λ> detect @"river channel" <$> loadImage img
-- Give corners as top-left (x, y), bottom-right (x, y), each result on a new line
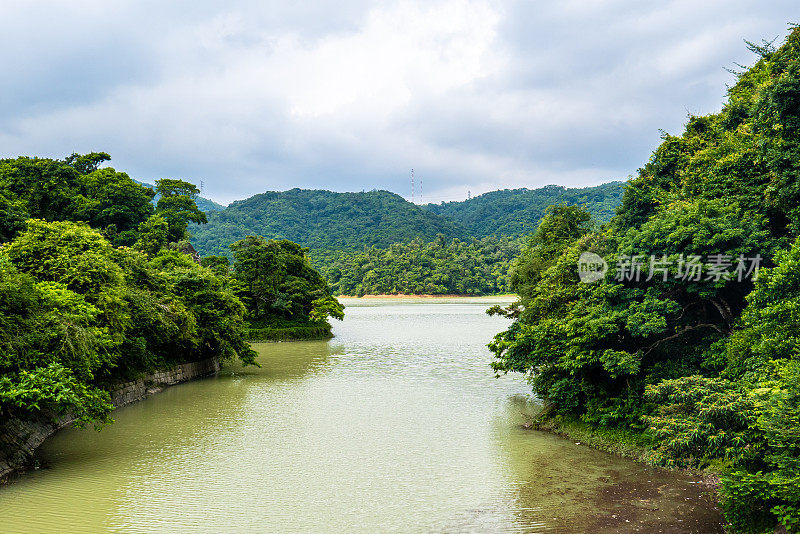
top-left (0, 297), bottom-right (724, 533)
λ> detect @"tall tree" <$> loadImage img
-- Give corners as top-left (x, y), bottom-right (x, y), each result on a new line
top-left (155, 179), bottom-right (208, 242)
top-left (230, 236), bottom-right (343, 326)
top-left (64, 152), bottom-right (111, 174)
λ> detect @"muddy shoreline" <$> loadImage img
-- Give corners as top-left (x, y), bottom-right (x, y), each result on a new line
top-left (528, 416), bottom-right (726, 532)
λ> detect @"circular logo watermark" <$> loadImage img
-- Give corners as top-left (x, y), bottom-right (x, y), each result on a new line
top-left (577, 252), bottom-right (608, 283)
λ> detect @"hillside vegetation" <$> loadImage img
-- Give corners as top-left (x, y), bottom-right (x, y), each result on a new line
top-left (191, 188), bottom-right (467, 257)
top-left (0, 153), bottom-right (340, 433)
top-left (490, 29), bottom-right (800, 532)
top-left (190, 183), bottom-right (624, 295)
top-left (315, 236), bottom-right (521, 296)
top-left (423, 181), bottom-right (624, 238)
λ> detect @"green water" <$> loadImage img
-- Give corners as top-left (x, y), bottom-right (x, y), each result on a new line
top-left (0, 297), bottom-right (723, 533)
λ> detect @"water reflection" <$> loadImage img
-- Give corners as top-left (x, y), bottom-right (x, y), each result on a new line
top-left (225, 340), bottom-right (340, 379)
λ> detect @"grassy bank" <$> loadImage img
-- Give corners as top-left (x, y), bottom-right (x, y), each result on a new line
top-left (532, 411), bottom-right (722, 490)
top-left (531, 411), bottom-right (653, 462)
top-left (246, 324), bottom-right (333, 342)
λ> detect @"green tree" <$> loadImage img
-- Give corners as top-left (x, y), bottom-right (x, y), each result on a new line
top-left (0, 154), bottom-right (154, 245)
top-left (0, 157), bottom-right (81, 222)
top-left (200, 255), bottom-right (231, 275)
top-left (64, 152), bottom-right (111, 174)
top-left (489, 27), bottom-right (800, 531)
top-left (509, 204), bottom-right (593, 299)
top-left (134, 215), bottom-right (170, 256)
top-left (0, 192), bottom-right (28, 243)
top-left (3, 219), bottom-right (128, 337)
top-left (0, 240), bottom-right (117, 426)
top-left (230, 236), bottom-right (343, 328)
top-left (315, 236), bottom-right (521, 297)
top-left (716, 238), bottom-right (800, 531)
top-left (149, 250), bottom-right (256, 365)
top-left (73, 167), bottom-right (155, 245)
top-left (155, 179), bottom-right (208, 242)
top-left (0, 153), bottom-right (264, 439)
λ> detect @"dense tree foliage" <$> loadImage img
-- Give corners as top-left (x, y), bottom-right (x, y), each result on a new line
top-left (0, 154), bottom-right (272, 432)
top-left (0, 220), bottom-right (256, 428)
top-left (230, 236), bottom-right (343, 335)
top-left (315, 236), bottom-right (521, 296)
top-left (489, 28), bottom-right (800, 532)
top-left (507, 204), bottom-right (595, 299)
top-left (154, 179), bottom-right (208, 242)
top-left (190, 184), bottom-right (622, 295)
top-left (191, 189), bottom-right (468, 258)
top-left (0, 154), bottom-right (156, 246)
top-left (423, 182), bottom-right (624, 238)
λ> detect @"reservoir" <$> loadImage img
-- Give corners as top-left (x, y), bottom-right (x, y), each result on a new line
top-left (0, 298), bottom-right (723, 533)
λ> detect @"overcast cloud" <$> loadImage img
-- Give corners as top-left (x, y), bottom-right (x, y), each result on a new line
top-left (0, 1), bottom-right (796, 203)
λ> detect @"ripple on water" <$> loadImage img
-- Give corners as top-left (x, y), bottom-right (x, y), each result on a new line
top-left (0, 298), bottom-right (723, 533)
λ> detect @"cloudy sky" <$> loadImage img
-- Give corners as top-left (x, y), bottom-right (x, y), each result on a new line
top-left (0, 1), bottom-right (796, 204)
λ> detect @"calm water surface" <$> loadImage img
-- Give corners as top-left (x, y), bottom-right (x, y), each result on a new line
top-left (0, 297), bottom-right (723, 533)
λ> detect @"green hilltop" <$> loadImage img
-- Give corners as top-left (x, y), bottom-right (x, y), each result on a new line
top-left (190, 182), bottom-right (624, 258)
top-left (423, 181), bottom-right (625, 238)
top-left (190, 188), bottom-right (468, 257)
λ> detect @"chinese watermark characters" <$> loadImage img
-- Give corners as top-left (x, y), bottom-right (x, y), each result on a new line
top-left (578, 253), bottom-right (761, 283)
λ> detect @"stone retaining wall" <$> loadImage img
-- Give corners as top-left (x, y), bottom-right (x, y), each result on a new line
top-left (0, 357), bottom-right (220, 482)
top-left (110, 358), bottom-right (220, 407)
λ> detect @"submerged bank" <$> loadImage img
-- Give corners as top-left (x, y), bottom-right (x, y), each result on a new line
top-left (0, 358), bottom-right (220, 483)
top-left (529, 411), bottom-right (725, 524)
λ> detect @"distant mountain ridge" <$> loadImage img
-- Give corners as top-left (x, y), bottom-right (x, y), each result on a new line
top-left (189, 182), bottom-right (625, 258)
top-left (191, 188), bottom-right (467, 257)
top-left (423, 181), bottom-right (625, 237)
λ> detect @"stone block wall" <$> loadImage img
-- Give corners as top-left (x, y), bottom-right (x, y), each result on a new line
top-left (0, 357), bottom-right (220, 482)
top-left (110, 358), bottom-right (220, 407)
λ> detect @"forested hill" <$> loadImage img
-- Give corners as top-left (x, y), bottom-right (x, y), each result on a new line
top-left (184, 195), bottom-right (225, 213)
top-left (191, 183), bottom-right (624, 258)
top-left (422, 181), bottom-right (625, 238)
top-left (191, 188), bottom-right (468, 257)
